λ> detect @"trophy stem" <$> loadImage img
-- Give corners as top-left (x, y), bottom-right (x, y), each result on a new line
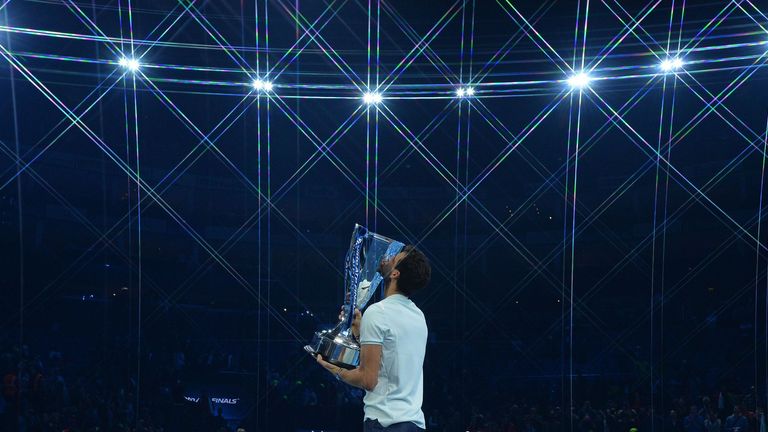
top-left (328, 314), bottom-right (344, 337)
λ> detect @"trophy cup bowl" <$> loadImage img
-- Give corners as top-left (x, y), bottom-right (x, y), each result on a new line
top-left (304, 329), bottom-right (359, 370)
top-left (304, 224), bottom-right (404, 369)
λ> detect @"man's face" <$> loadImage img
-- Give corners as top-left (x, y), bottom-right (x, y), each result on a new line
top-left (377, 251), bottom-right (406, 279)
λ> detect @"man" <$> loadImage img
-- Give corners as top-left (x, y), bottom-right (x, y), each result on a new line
top-left (724, 406), bottom-right (749, 432)
top-left (704, 411), bottom-right (721, 432)
top-left (316, 245), bottom-right (431, 431)
top-left (666, 410), bottom-right (683, 432)
top-left (684, 406), bottom-right (705, 432)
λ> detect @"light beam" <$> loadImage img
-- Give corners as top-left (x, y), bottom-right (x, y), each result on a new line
top-left (118, 57), bottom-right (140, 72)
top-left (363, 91), bottom-right (383, 105)
top-left (567, 72), bottom-right (591, 89)
top-left (660, 57), bottom-right (684, 72)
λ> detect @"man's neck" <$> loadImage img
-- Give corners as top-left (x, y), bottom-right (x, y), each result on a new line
top-left (384, 283), bottom-right (401, 298)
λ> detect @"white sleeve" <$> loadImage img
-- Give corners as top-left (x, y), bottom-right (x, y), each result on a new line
top-left (359, 306), bottom-right (386, 345)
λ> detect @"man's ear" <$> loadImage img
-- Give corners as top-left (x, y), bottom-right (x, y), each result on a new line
top-left (391, 269), bottom-right (400, 279)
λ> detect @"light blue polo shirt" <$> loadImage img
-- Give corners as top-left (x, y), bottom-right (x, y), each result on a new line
top-left (359, 293), bottom-right (427, 429)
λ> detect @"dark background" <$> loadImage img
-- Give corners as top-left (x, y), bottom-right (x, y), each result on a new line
top-left (1, 0), bottom-right (768, 431)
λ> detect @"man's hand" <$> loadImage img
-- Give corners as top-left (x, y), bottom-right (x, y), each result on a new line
top-left (316, 354), bottom-right (341, 375)
top-left (315, 345), bottom-right (381, 391)
top-left (338, 307), bottom-right (362, 339)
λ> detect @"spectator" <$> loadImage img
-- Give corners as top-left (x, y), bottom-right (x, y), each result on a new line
top-left (725, 406), bottom-right (749, 432)
top-left (685, 405), bottom-right (706, 432)
top-left (667, 409), bottom-right (684, 432)
top-left (705, 411), bottom-right (722, 432)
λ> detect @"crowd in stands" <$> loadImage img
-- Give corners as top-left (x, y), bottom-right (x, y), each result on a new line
top-left (1, 339), bottom-right (766, 432)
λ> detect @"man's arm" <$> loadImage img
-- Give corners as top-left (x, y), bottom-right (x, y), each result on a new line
top-left (316, 343), bottom-right (381, 391)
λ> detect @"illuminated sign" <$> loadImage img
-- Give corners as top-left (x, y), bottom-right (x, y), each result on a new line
top-left (184, 394), bottom-right (241, 405)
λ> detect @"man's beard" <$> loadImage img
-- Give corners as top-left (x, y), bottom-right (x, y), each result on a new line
top-left (377, 260), bottom-right (389, 277)
top-left (379, 268), bottom-right (392, 282)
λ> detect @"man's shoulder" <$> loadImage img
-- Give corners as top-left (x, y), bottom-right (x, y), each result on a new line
top-left (365, 301), bottom-right (384, 312)
top-left (363, 302), bottom-right (386, 319)
top-left (366, 298), bottom-right (425, 318)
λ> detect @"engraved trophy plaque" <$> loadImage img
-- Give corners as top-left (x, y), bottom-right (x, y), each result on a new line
top-left (304, 224), bottom-right (404, 369)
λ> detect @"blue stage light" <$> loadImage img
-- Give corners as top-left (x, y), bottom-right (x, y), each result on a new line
top-left (118, 57), bottom-right (140, 72)
top-left (363, 91), bottom-right (383, 105)
top-left (660, 57), bottom-right (684, 72)
top-left (567, 72), bottom-right (591, 89)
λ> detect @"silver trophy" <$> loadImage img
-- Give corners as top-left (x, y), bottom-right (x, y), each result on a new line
top-left (304, 224), bottom-right (405, 369)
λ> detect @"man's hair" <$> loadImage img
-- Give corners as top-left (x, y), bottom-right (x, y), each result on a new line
top-left (395, 245), bottom-right (431, 297)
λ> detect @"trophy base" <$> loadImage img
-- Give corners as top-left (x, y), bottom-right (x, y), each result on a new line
top-left (304, 329), bottom-right (359, 370)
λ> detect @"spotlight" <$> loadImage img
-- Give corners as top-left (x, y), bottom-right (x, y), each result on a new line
top-left (363, 91), bottom-right (383, 105)
top-left (567, 72), bottom-right (591, 89)
top-left (660, 57), bottom-right (684, 72)
top-left (456, 86), bottom-right (475, 98)
top-left (252, 79), bottom-right (272, 91)
top-left (119, 57), bottom-right (140, 72)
